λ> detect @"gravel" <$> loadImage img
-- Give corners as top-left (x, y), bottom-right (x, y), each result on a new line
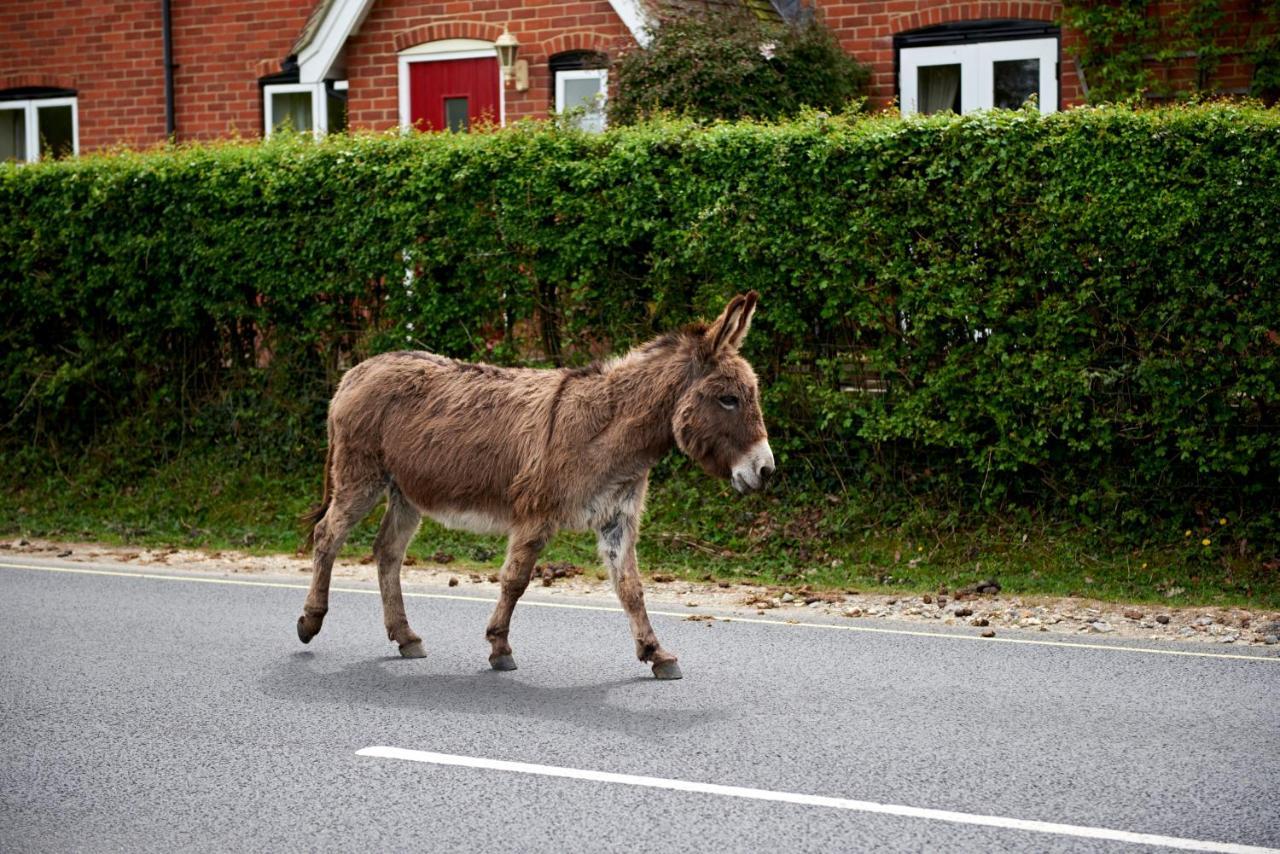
top-left (3, 537), bottom-right (1278, 651)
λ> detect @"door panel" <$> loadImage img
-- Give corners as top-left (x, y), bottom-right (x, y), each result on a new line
top-left (409, 57), bottom-right (499, 131)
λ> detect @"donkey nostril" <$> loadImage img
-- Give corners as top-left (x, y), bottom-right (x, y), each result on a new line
top-left (759, 465), bottom-right (775, 482)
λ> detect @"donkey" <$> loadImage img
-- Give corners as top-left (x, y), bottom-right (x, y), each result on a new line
top-left (296, 292), bottom-right (773, 679)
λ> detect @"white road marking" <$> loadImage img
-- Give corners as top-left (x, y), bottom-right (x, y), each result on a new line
top-left (356, 746), bottom-right (1278, 854)
top-left (1, 559), bottom-right (1276, 664)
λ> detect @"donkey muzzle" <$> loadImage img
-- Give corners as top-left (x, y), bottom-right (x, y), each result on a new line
top-left (731, 439), bottom-right (776, 494)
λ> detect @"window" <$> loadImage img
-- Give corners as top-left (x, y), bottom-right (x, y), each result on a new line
top-left (551, 52), bottom-right (609, 133)
top-left (0, 94), bottom-right (78, 163)
top-left (444, 97), bottom-right (469, 132)
top-left (555, 69), bottom-right (607, 132)
top-left (263, 80), bottom-right (348, 138)
top-left (896, 21), bottom-right (1058, 116)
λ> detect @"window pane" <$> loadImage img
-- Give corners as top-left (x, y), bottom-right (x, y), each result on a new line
top-left (563, 77), bottom-right (601, 110)
top-left (0, 108), bottom-right (25, 162)
top-left (993, 59), bottom-right (1040, 109)
top-left (327, 92), bottom-right (348, 133)
top-left (562, 76), bottom-right (605, 132)
top-left (918, 64), bottom-right (961, 115)
top-left (271, 92), bottom-right (313, 132)
top-left (444, 97), bottom-right (469, 133)
top-left (37, 105), bottom-right (74, 158)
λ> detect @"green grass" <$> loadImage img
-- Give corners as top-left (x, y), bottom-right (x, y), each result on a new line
top-left (2, 449), bottom-right (1274, 609)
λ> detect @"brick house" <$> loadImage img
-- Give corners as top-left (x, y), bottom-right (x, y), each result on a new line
top-left (0, 0), bottom-right (1271, 160)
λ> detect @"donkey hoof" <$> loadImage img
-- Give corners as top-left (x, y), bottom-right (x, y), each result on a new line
top-left (297, 615), bottom-right (322, 644)
top-left (490, 654), bottom-right (518, 671)
top-left (399, 640), bottom-right (427, 659)
top-left (652, 660), bottom-right (683, 680)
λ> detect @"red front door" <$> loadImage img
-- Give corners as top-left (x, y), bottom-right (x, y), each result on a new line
top-left (409, 58), bottom-right (500, 132)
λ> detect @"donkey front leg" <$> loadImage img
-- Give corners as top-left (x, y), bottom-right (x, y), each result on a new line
top-left (597, 515), bottom-right (681, 680)
top-left (298, 471), bottom-right (385, 645)
top-left (484, 525), bottom-right (551, 671)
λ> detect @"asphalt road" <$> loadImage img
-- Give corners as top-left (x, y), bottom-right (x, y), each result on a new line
top-left (1, 556), bottom-right (1278, 853)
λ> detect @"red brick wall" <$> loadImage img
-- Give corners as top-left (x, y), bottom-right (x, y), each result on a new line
top-left (1, 1), bottom-right (166, 150)
top-left (814, 0), bottom-right (1271, 109)
top-left (170, 0), bottom-right (315, 142)
top-left (343, 0), bottom-right (635, 130)
top-left (3, 0), bottom-right (1272, 152)
top-left (814, 0), bottom-right (1085, 109)
top-left (0, 0), bottom-right (312, 151)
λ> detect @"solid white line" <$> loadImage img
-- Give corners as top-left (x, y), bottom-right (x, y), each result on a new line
top-left (1, 560), bottom-right (1276, 664)
top-left (356, 746), bottom-right (1277, 854)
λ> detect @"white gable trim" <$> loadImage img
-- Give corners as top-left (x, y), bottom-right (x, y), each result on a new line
top-left (606, 0), bottom-right (651, 47)
top-left (297, 0), bottom-right (376, 84)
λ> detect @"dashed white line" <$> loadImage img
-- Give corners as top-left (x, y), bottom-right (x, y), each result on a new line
top-left (1, 559), bottom-right (1277, 663)
top-left (356, 746), bottom-right (1278, 854)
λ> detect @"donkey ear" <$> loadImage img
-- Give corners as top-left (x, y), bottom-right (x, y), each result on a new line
top-left (706, 291), bottom-right (759, 355)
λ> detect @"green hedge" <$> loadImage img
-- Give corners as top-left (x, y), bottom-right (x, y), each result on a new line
top-left (2, 104), bottom-right (1278, 548)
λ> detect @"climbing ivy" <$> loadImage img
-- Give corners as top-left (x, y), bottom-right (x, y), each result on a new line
top-left (1250, 0), bottom-right (1280, 100)
top-left (1061, 0), bottom-right (1274, 102)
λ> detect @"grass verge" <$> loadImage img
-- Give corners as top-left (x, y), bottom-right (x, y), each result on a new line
top-left (2, 450), bottom-right (1274, 609)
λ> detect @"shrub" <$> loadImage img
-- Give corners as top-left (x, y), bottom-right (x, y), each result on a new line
top-left (607, 13), bottom-right (869, 125)
top-left (1, 104), bottom-right (1277, 550)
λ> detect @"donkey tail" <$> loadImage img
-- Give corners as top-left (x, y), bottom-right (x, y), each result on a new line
top-left (301, 442), bottom-right (333, 553)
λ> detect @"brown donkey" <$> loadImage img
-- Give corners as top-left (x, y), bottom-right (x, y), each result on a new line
top-left (297, 292), bottom-right (774, 679)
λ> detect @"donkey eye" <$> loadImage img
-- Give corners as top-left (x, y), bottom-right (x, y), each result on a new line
top-left (717, 395), bottom-right (739, 410)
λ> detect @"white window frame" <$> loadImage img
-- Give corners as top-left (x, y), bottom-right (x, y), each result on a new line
top-left (397, 41), bottom-right (505, 131)
top-left (264, 82), bottom-right (344, 139)
top-left (0, 96), bottom-right (79, 162)
top-left (555, 68), bottom-right (608, 131)
top-left (899, 37), bottom-right (1057, 116)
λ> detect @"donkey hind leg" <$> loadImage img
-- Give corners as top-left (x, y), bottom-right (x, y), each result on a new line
top-left (297, 467), bottom-right (386, 645)
top-left (375, 484), bottom-right (425, 658)
top-left (484, 526), bottom-right (550, 671)
top-left (597, 514), bottom-right (681, 680)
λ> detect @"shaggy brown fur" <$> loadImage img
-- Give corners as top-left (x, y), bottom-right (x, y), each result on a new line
top-left (296, 292), bottom-right (773, 679)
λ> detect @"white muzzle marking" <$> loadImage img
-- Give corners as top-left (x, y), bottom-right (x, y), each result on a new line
top-left (731, 439), bottom-right (775, 494)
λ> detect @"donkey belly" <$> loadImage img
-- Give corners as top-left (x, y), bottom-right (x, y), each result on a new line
top-left (423, 508), bottom-right (512, 536)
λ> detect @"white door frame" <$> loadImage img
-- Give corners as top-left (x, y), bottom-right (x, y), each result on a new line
top-left (900, 37), bottom-right (1057, 116)
top-left (398, 46), bottom-right (504, 131)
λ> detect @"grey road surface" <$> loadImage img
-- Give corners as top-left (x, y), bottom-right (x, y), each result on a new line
top-left (1, 557), bottom-right (1278, 853)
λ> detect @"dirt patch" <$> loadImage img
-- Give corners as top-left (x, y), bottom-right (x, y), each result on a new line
top-left (3, 537), bottom-right (1278, 649)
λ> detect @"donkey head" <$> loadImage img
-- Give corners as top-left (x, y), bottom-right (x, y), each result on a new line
top-left (672, 292), bottom-right (775, 493)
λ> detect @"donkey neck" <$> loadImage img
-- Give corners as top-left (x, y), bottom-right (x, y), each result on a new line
top-left (597, 335), bottom-right (701, 465)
